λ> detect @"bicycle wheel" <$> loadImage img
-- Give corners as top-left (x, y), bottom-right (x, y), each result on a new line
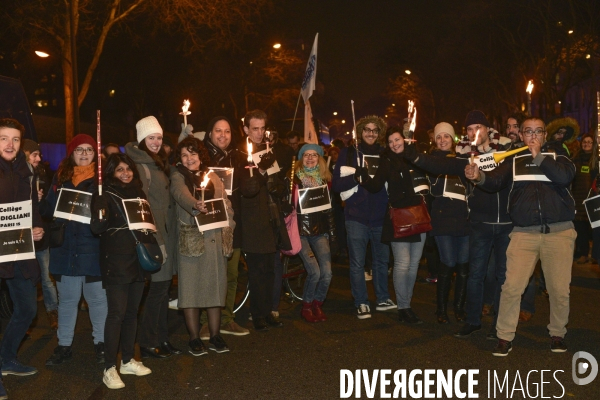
top-left (233, 255), bottom-right (250, 313)
top-left (282, 254), bottom-right (307, 302)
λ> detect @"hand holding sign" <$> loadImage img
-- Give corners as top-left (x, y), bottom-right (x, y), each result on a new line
top-left (32, 226), bottom-right (44, 241)
top-left (195, 200), bottom-right (208, 214)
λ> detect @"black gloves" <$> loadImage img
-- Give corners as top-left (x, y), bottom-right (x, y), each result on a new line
top-left (280, 202), bottom-right (294, 217)
top-left (402, 143), bottom-right (418, 162)
top-left (354, 166), bottom-right (370, 183)
top-left (257, 151), bottom-right (276, 171)
top-left (242, 174), bottom-right (262, 195)
top-left (93, 194), bottom-right (108, 212)
top-left (267, 179), bottom-right (286, 199)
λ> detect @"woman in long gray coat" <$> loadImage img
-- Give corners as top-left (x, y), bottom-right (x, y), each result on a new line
top-left (171, 137), bottom-right (234, 355)
top-left (125, 116), bottom-right (181, 358)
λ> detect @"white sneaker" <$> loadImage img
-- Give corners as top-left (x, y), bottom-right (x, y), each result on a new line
top-left (364, 271), bottom-right (373, 281)
top-left (103, 366), bottom-right (125, 389)
top-left (120, 359), bottom-right (152, 376)
top-left (168, 298), bottom-right (179, 310)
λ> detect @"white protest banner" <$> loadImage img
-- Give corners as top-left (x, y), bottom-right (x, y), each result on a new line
top-left (443, 175), bottom-right (466, 201)
top-left (0, 200), bottom-right (35, 263)
top-left (584, 194), bottom-right (600, 228)
top-left (211, 167), bottom-right (234, 196)
top-left (513, 153), bottom-right (556, 182)
top-left (474, 152), bottom-right (503, 172)
top-left (54, 188), bottom-right (93, 224)
top-left (362, 155), bottom-right (380, 178)
top-left (195, 198), bottom-right (229, 232)
top-left (301, 33), bottom-right (318, 103)
top-left (122, 199), bottom-right (157, 232)
top-left (299, 184), bottom-right (331, 214)
top-left (252, 149), bottom-right (280, 175)
top-left (410, 169), bottom-right (429, 193)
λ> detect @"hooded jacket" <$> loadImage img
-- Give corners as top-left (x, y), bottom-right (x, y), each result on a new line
top-left (0, 151), bottom-right (42, 282)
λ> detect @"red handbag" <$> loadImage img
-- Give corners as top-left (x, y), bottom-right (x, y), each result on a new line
top-left (389, 200), bottom-right (432, 238)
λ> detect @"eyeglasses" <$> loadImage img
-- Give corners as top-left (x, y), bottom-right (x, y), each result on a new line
top-left (303, 153), bottom-right (319, 159)
top-left (74, 147), bottom-right (95, 155)
top-left (522, 128), bottom-right (546, 137)
top-left (363, 128), bottom-right (380, 135)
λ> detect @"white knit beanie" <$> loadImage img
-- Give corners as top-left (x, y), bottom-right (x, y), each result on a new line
top-left (136, 116), bottom-right (163, 143)
top-left (434, 122), bottom-right (456, 141)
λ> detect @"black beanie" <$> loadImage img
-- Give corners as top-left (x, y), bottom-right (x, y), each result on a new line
top-left (464, 110), bottom-right (490, 128)
top-left (22, 139), bottom-right (40, 154)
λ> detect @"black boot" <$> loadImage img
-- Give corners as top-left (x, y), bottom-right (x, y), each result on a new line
top-left (46, 346), bottom-right (73, 366)
top-left (94, 342), bottom-right (105, 364)
top-left (454, 262), bottom-right (469, 322)
top-left (398, 308), bottom-right (423, 324)
top-left (436, 263), bottom-right (452, 324)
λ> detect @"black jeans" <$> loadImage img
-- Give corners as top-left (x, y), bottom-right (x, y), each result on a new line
top-left (245, 252), bottom-right (275, 319)
top-left (139, 280), bottom-right (171, 347)
top-left (104, 281), bottom-right (144, 369)
top-left (573, 220), bottom-right (592, 259)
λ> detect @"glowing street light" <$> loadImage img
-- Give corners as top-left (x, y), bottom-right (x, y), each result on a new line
top-left (35, 51), bottom-right (50, 58)
top-left (405, 70), bottom-right (411, 75)
top-left (273, 43), bottom-right (281, 49)
top-left (333, 111), bottom-right (338, 115)
top-left (568, 30), bottom-right (574, 34)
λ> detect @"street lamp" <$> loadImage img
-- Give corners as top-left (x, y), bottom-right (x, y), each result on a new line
top-left (273, 43), bottom-right (281, 49)
top-left (333, 111), bottom-right (337, 115)
top-left (35, 51), bottom-right (50, 58)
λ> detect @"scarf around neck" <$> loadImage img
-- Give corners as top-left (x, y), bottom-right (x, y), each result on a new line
top-left (72, 163), bottom-right (95, 187)
top-left (296, 165), bottom-right (323, 188)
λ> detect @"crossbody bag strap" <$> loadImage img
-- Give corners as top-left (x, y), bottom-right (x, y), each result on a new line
top-left (106, 191), bottom-right (140, 244)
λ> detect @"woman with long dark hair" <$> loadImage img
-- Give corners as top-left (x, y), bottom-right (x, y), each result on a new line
top-left (91, 153), bottom-right (154, 388)
top-left (171, 137), bottom-right (234, 354)
top-left (125, 116), bottom-right (180, 358)
top-left (43, 134), bottom-right (107, 366)
top-left (355, 126), bottom-right (427, 324)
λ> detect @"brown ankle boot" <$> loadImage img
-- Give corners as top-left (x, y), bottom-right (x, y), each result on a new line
top-left (301, 302), bottom-right (319, 323)
top-left (312, 300), bottom-right (327, 322)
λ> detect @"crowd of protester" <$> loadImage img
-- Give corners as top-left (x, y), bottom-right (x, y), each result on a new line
top-left (0, 106), bottom-right (597, 396)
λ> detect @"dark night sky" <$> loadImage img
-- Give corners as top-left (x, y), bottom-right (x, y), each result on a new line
top-left (268, 1), bottom-right (427, 107)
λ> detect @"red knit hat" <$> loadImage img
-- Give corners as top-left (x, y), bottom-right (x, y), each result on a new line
top-left (67, 134), bottom-right (96, 156)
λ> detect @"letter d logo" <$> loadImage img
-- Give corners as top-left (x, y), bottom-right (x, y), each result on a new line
top-left (572, 351), bottom-right (598, 385)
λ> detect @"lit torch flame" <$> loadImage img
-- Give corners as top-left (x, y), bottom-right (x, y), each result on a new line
top-left (247, 141), bottom-right (253, 163)
top-left (200, 170), bottom-right (213, 189)
top-left (526, 80), bottom-right (534, 94)
top-left (408, 100), bottom-right (414, 115)
top-left (471, 128), bottom-right (480, 146)
top-left (182, 99), bottom-right (190, 113)
top-left (409, 108), bottom-right (417, 133)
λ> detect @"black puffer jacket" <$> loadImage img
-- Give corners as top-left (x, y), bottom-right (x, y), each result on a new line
top-left (478, 142), bottom-right (575, 230)
top-left (428, 150), bottom-right (469, 237)
top-left (0, 151), bottom-right (42, 282)
top-left (90, 182), bottom-right (153, 286)
top-left (294, 178), bottom-right (336, 241)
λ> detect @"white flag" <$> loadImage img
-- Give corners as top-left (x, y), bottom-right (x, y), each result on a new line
top-left (301, 33), bottom-right (318, 103)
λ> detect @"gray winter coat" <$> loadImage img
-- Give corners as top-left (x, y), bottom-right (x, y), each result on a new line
top-left (125, 142), bottom-right (176, 282)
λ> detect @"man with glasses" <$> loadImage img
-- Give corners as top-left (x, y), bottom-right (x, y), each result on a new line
top-left (332, 116), bottom-right (396, 319)
top-left (465, 117), bottom-right (576, 356)
top-left (0, 119), bottom-right (45, 396)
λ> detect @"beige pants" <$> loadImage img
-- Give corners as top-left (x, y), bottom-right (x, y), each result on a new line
top-left (496, 229), bottom-right (576, 342)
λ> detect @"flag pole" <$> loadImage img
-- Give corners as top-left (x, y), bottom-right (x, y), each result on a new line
top-left (290, 91), bottom-right (302, 132)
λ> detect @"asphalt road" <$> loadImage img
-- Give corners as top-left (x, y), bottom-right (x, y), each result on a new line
top-left (2, 260), bottom-right (599, 399)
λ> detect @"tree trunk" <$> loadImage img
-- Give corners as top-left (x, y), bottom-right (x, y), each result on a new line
top-left (62, 41), bottom-right (74, 144)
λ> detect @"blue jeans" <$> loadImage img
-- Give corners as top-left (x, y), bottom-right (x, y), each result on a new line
top-left (35, 248), bottom-right (58, 312)
top-left (298, 235), bottom-right (333, 303)
top-left (465, 222), bottom-right (512, 326)
top-left (56, 276), bottom-right (107, 346)
top-left (391, 233), bottom-right (426, 309)
top-left (434, 235), bottom-right (469, 267)
top-left (0, 265), bottom-right (37, 363)
top-left (345, 220), bottom-right (390, 307)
